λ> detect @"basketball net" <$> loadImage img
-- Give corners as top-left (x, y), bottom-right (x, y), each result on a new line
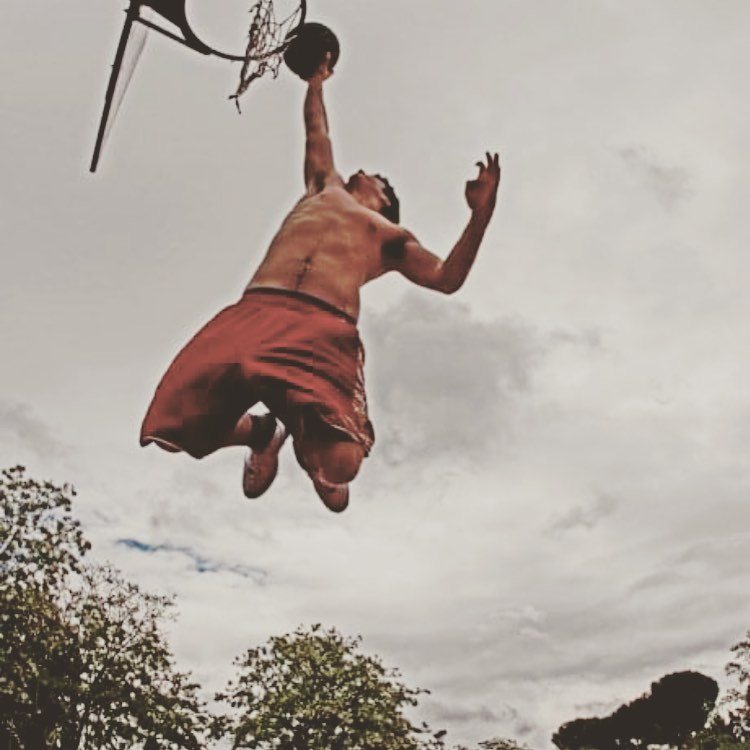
top-left (229, 0), bottom-right (304, 112)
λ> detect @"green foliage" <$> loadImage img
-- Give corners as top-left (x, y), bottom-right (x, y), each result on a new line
top-left (693, 738), bottom-right (750, 750)
top-left (687, 713), bottom-right (750, 750)
top-left (553, 629), bottom-right (750, 750)
top-left (0, 465), bottom-right (89, 593)
top-left (0, 466), bottom-right (208, 749)
top-left (726, 631), bottom-right (750, 739)
top-left (214, 624), bottom-right (446, 750)
top-left (0, 584), bottom-right (83, 748)
top-left (552, 671), bottom-right (719, 750)
top-left (1, 466), bottom-right (88, 747)
top-left (690, 631), bottom-right (750, 749)
top-left (60, 564), bottom-right (208, 749)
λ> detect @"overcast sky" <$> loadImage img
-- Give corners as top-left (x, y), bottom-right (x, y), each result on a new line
top-left (2, 0), bottom-right (750, 746)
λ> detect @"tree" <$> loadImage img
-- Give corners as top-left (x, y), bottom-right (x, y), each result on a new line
top-left (553, 716), bottom-right (615, 750)
top-left (0, 583), bottom-right (84, 748)
top-left (687, 713), bottom-right (750, 750)
top-left (214, 624), bottom-right (446, 750)
top-left (726, 631), bottom-right (750, 739)
top-left (553, 671), bottom-right (718, 750)
top-left (0, 465), bottom-right (89, 592)
top-left (682, 631), bottom-right (750, 750)
top-left (60, 564), bottom-right (208, 749)
top-left (647, 671), bottom-right (720, 746)
top-left (0, 466), bottom-right (208, 749)
top-left (1, 466), bottom-right (89, 748)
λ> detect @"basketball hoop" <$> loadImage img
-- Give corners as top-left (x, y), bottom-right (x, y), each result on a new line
top-left (229, 0), bottom-right (305, 110)
top-left (90, 0), bottom-right (318, 171)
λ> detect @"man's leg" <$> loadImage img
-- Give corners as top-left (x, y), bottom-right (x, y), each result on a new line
top-left (226, 412), bottom-right (276, 450)
top-left (294, 423), bottom-right (365, 513)
top-left (142, 409), bottom-right (274, 455)
top-left (235, 412), bottom-right (288, 499)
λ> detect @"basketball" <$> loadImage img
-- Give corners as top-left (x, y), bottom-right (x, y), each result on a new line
top-left (284, 22), bottom-right (340, 80)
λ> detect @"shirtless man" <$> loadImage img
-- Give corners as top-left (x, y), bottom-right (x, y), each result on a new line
top-left (140, 57), bottom-right (500, 512)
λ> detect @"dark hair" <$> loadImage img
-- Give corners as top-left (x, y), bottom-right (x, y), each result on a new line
top-left (375, 174), bottom-right (400, 224)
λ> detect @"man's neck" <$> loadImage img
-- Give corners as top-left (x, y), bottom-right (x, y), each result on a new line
top-left (346, 187), bottom-right (380, 214)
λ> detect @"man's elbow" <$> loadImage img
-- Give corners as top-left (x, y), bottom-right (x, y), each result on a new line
top-left (434, 273), bottom-right (463, 295)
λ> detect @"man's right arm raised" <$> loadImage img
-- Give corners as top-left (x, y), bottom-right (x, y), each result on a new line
top-left (384, 153), bottom-right (501, 294)
top-left (304, 57), bottom-right (342, 193)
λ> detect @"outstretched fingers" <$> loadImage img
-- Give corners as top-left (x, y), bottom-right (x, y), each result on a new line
top-left (474, 152), bottom-right (501, 178)
top-left (485, 151), bottom-right (500, 175)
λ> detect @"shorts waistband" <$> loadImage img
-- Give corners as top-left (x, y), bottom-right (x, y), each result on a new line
top-left (242, 286), bottom-right (357, 326)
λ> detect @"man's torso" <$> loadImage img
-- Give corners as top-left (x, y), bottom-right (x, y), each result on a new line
top-left (247, 186), bottom-right (406, 320)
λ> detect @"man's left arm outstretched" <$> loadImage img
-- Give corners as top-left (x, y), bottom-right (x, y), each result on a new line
top-left (388, 152), bottom-right (501, 294)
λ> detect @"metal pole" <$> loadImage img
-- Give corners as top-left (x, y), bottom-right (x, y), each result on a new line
top-left (90, 1), bottom-right (141, 172)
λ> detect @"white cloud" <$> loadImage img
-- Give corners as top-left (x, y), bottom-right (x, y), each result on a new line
top-left (546, 493), bottom-right (620, 534)
top-left (617, 145), bottom-right (692, 210)
top-left (362, 290), bottom-right (542, 469)
top-left (0, 400), bottom-right (69, 460)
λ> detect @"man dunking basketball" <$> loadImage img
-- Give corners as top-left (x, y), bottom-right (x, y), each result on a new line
top-left (140, 55), bottom-right (500, 512)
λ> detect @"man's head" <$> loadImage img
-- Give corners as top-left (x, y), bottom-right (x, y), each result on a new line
top-left (346, 171), bottom-right (400, 224)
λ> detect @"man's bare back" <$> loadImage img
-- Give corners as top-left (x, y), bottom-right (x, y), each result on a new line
top-left (248, 183), bottom-right (406, 321)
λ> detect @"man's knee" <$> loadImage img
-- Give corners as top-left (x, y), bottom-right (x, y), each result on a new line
top-left (319, 441), bottom-right (364, 484)
top-left (302, 440), bottom-right (364, 485)
top-left (312, 473), bottom-right (350, 513)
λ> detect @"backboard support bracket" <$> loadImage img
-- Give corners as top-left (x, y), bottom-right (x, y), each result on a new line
top-left (90, 0), bottom-right (307, 172)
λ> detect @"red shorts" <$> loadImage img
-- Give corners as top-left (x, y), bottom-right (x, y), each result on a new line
top-left (140, 288), bottom-right (375, 459)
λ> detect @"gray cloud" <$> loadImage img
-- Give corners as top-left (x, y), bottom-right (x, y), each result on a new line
top-left (546, 329), bottom-right (603, 351)
top-left (428, 701), bottom-right (538, 743)
top-left (629, 569), bottom-right (688, 593)
top-left (0, 400), bottom-right (68, 458)
top-left (362, 291), bottom-right (542, 468)
top-left (673, 534), bottom-right (750, 569)
top-left (546, 494), bottom-right (620, 534)
top-left (171, 466), bottom-right (225, 501)
top-left (617, 145), bottom-right (692, 210)
top-left (627, 534), bottom-right (750, 596)
top-left (144, 466), bottom-right (229, 532)
top-left (432, 702), bottom-right (503, 724)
